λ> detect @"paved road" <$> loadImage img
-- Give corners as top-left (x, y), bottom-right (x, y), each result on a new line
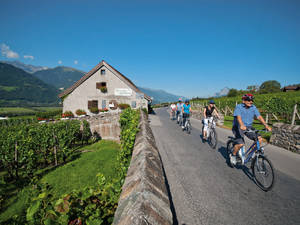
top-left (149, 108), bottom-right (300, 225)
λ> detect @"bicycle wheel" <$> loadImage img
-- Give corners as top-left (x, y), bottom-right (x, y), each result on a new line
top-left (208, 128), bottom-right (218, 149)
top-left (251, 155), bottom-right (275, 191)
top-left (186, 122), bottom-right (191, 134)
top-left (226, 140), bottom-right (235, 167)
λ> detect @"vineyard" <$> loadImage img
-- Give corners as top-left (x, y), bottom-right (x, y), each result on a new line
top-left (0, 108), bottom-right (140, 224)
top-left (191, 91), bottom-right (300, 124)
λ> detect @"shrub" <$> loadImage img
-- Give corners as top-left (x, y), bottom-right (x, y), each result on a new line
top-left (75, 109), bottom-right (86, 116)
top-left (118, 103), bottom-right (130, 110)
top-left (89, 107), bottom-right (99, 114)
top-left (62, 111), bottom-right (74, 118)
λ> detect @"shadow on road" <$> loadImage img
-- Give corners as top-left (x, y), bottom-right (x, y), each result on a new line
top-left (218, 146), bottom-right (257, 186)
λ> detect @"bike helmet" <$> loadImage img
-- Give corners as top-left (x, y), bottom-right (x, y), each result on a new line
top-left (242, 93), bottom-right (254, 101)
top-left (179, 98), bottom-right (182, 102)
top-left (209, 100), bottom-right (215, 104)
top-left (185, 99), bottom-right (190, 103)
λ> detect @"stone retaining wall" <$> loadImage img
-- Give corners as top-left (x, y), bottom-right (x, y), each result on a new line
top-left (270, 123), bottom-right (300, 154)
top-left (76, 111), bottom-right (121, 141)
top-left (191, 109), bottom-right (224, 126)
top-left (113, 111), bottom-right (173, 225)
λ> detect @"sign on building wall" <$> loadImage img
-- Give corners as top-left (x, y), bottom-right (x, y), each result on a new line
top-left (114, 88), bottom-right (132, 96)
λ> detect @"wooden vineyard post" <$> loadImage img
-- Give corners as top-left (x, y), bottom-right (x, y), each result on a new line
top-left (14, 141), bottom-right (18, 178)
top-left (53, 132), bottom-right (58, 166)
top-left (291, 104), bottom-right (299, 125)
top-left (266, 113), bottom-right (269, 124)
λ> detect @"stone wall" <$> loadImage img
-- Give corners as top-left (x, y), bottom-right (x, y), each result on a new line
top-left (191, 109), bottom-right (224, 126)
top-left (113, 111), bottom-right (173, 225)
top-left (270, 123), bottom-right (300, 154)
top-left (76, 111), bottom-right (121, 141)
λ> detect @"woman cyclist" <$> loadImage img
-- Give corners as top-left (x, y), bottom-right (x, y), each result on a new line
top-left (202, 100), bottom-right (220, 140)
top-left (182, 99), bottom-right (192, 130)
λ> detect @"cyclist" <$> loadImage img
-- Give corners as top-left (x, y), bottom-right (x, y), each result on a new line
top-left (230, 94), bottom-right (272, 165)
top-left (176, 98), bottom-right (184, 124)
top-left (182, 99), bottom-right (191, 130)
top-left (170, 102), bottom-right (176, 119)
top-left (202, 100), bottom-right (220, 140)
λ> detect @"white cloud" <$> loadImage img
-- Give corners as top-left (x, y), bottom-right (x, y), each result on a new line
top-left (0, 43), bottom-right (19, 59)
top-left (58, 60), bottom-right (62, 64)
top-left (24, 55), bottom-right (34, 60)
top-left (74, 60), bottom-right (78, 65)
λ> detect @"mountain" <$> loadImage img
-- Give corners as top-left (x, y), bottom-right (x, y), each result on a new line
top-left (138, 87), bottom-right (185, 104)
top-left (0, 60), bottom-right (48, 74)
top-left (33, 67), bottom-right (85, 89)
top-left (213, 87), bottom-right (230, 97)
top-left (0, 63), bottom-right (59, 106)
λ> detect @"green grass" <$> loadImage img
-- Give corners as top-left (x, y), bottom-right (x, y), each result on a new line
top-left (0, 140), bottom-right (120, 222)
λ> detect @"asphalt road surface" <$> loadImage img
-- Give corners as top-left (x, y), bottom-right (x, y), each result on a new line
top-left (149, 108), bottom-right (300, 225)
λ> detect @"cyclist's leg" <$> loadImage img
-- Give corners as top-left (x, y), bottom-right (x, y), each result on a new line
top-left (182, 113), bottom-right (187, 128)
top-left (232, 126), bottom-right (245, 156)
top-left (203, 118), bottom-right (209, 139)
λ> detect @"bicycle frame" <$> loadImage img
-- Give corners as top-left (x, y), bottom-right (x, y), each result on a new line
top-left (243, 140), bottom-right (260, 164)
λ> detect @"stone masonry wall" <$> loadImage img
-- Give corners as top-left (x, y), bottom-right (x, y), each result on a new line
top-left (113, 111), bottom-right (173, 225)
top-left (191, 108), bottom-right (224, 126)
top-left (270, 123), bottom-right (300, 154)
top-left (76, 111), bottom-right (121, 141)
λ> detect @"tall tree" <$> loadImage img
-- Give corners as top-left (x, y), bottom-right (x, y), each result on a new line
top-left (227, 88), bottom-right (239, 97)
top-left (259, 80), bottom-right (281, 94)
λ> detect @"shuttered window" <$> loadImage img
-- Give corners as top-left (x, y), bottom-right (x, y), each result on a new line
top-left (96, 82), bottom-right (107, 89)
top-left (88, 100), bottom-right (98, 109)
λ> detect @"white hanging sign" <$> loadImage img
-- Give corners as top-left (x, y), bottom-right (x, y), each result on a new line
top-left (114, 88), bottom-right (132, 96)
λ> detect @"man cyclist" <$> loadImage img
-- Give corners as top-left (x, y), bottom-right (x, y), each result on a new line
top-left (176, 98), bottom-right (184, 124)
top-left (182, 99), bottom-right (191, 130)
top-left (230, 94), bottom-right (272, 165)
top-left (202, 100), bottom-right (220, 140)
top-left (170, 102), bottom-right (176, 119)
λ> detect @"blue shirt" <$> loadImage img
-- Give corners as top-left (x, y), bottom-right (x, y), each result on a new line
top-left (233, 103), bottom-right (260, 127)
top-left (183, 104), bottom-right (191, 114)
top-left (177, 103), bottom-right (184, 111)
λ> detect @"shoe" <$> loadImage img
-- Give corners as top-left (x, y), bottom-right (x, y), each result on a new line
top-left (230, 154), bottom-right (237, 165)
top-left (182, 126), bottom-right (185, 130)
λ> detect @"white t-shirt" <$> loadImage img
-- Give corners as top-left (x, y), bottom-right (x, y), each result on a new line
top-left (170, 104), bottom-right (176, 111)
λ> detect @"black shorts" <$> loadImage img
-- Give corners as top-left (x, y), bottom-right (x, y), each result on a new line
top-left (232, 126), bottom-right (260, 145)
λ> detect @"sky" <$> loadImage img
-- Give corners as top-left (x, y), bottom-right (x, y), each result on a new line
top-left (0, 0), bottom-right (299, 98)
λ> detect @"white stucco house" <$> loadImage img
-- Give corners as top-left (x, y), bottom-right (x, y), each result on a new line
top-left (58, 60), bottom-right (151, 115)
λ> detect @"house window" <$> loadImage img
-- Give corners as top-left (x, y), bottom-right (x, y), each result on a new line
top-left (131, 101), bottom-right (136, 108)
top-left (88, 100), bottom-right (98, 109)
top-left (100, 69), bottom-right (106, 75)
top-left (96, 82), bottom-right (107, 93)
top-left (102, 100), bottom-right (106, 109)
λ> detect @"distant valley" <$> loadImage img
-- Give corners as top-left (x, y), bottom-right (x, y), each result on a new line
top-left (0, 61), bottom-right (185, 106)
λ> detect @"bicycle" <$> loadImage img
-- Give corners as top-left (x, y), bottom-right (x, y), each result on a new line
top-left (177, 111), bottom-right (183, 126)
top-left (203, 117), bottom-right (218, 149)
top-left (182, 114), bottom-right (192, 134)
top-left (171, 110), bottom-right (176, 120)
top-left (226, 129), bottom-right (275, 191)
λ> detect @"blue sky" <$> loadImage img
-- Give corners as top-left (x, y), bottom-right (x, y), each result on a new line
top-left (0, 0), bottom-right (299, 98)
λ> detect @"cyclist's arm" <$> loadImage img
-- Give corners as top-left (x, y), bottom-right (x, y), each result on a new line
top-left (236, 115), bottom-right (246, 130)
top-left (257, 115), bottom-right (272, 131)
top-left (203, 108), bottom-right (206, 118)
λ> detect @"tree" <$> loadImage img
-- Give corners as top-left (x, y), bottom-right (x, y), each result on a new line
top-left (259, 80), bottom-right (281, 94)
top-left (227, 88), bottom-right (239, 97)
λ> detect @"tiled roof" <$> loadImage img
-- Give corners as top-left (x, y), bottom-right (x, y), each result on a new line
top-left (58, 60), bottom-right (151, 101)
top-left (283, 85), bottom-right (300, 90)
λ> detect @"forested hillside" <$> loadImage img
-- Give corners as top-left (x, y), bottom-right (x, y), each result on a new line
top-left (0, 63), bottom-right (59, 107)
top-left (33, 66), bottom-right (85, 89)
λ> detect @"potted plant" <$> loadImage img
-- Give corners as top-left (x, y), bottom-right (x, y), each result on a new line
top-left (100, 86), bottom-right (107, 93)
top-left (62, 111), bottom-right (74, 118)
top-left (75, 109), bottom-right (87, 117)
